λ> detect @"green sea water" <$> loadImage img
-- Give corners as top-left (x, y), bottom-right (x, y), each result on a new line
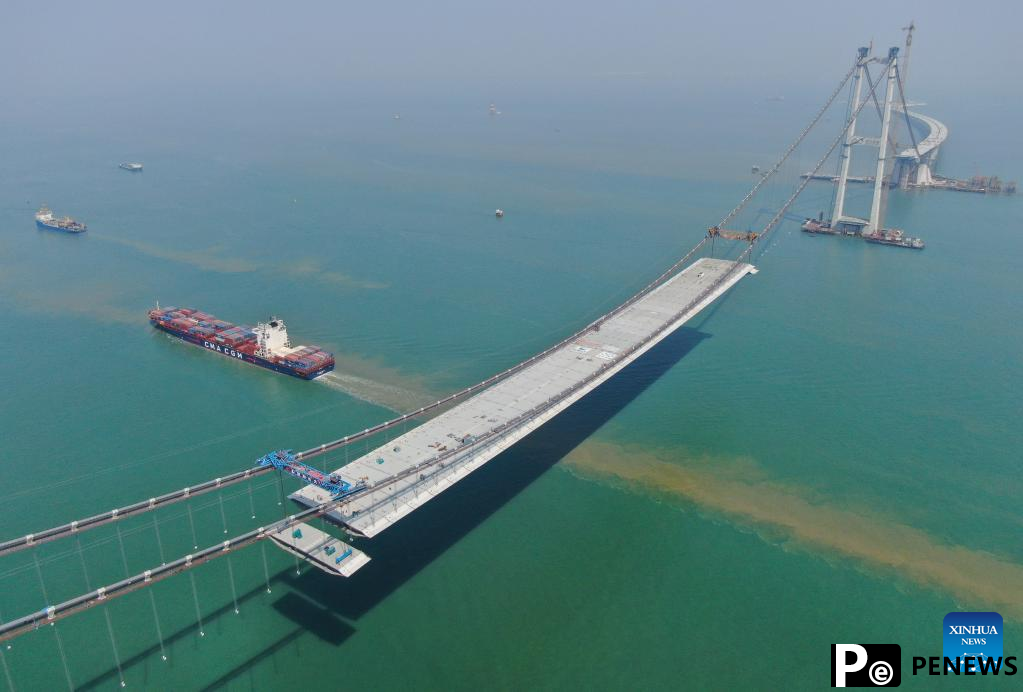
top-left (0, 87), bottom-right (1020, 690)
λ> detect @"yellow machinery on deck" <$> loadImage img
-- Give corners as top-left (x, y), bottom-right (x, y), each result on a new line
top-left (708, 226), bottom-right (759, 243)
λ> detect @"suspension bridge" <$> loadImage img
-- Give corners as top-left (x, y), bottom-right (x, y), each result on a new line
top-left (0, 44), bottom-right (907, 689)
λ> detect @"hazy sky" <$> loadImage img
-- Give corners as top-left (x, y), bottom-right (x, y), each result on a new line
top-left (3, 0), bottom-right (1019, 102)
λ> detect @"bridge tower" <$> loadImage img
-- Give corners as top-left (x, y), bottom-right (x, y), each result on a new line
top-left (866, 47), bottom-right (899, 234)
top-left (813, 46), bottom-right (900, 236)
top-left (832, 46), bottom-right (870, 224)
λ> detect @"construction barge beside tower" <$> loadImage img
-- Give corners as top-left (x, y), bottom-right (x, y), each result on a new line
top-left (802, 217), bottom-right (924, 249)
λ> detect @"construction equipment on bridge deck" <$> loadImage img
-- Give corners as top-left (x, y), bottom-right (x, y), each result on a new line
top-left (707, 226), bottom-right (759, 243)
top-left (256, 451), bottom-right (371, 574)
top-left (256, 450), bottom-right (358, 497)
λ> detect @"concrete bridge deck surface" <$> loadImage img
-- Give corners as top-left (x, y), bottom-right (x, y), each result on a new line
top-left (292, 257), bottom-right (754, 541)
top-left (897, 108), bottom-right (948, 159)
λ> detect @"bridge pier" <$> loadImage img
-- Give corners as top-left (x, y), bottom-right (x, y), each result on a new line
top-left (895, 107), bottom-right (948, 188)
top-left (895, 151), bottom-right (939, 188)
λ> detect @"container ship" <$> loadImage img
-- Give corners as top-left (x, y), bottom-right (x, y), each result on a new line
top-left (148, 306), bottom-right (335, 379)
top-left (35, 206), bottom-right (87, 233)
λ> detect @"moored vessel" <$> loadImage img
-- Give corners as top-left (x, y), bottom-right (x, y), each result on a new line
top-left (148, 306), bottom-right (335, 379)
top-left (803, 217), bottom-right (924, 249)
top-left (801, 218), bottom-right (840, 235)
top-left (35, 206), bottom-right (87, 233)
top-left (801, 217), bottom-right (860, 236)
top-left (862, 228), bottom-right (925, 249)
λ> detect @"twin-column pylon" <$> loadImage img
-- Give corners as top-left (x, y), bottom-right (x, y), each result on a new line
top-left (814, 45), bottom-right (901, 236)
top-left (833, 46), bottom-right (869, 224)
top-left (867, 47), bottom-right (899, 234)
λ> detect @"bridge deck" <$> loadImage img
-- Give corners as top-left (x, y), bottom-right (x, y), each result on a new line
top-left (292, 257), bottom-right (754, 539)
top-left (897, 108), bottom-right (948, 159)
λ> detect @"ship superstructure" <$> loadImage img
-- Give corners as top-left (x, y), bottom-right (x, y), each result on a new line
top-left (148, 306), bottom-right (334, 379)
top-left (255, 318), bottom-right (292, 359)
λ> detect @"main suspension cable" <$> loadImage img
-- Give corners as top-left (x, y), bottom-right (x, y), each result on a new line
top-left (715, 58), bottom-right (858, 231)
top-left (894, 64), bottom-right (922, 160)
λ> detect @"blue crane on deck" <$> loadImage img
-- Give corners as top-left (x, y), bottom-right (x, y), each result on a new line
top-left (255, 450), bottom-right (356, 497)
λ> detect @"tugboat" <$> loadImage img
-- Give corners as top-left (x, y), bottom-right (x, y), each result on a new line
top-left (119, 162), bottom-right (143, 171)
top-left (35, 206), bottom-right (87, 233)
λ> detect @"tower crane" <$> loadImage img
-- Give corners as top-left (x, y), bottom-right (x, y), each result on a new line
top-left (901, 21), bottom-right (915, 90)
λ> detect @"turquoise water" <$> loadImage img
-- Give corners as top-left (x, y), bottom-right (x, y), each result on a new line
top-left (0, 88), bottom-right (1020, 690)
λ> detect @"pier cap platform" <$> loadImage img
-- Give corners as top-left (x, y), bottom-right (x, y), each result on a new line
top-left (268, 522), bottom-right (370, 577)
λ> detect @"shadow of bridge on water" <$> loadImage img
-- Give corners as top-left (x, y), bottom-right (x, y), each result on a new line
top-left (81, 295), bottom-right (741, 689)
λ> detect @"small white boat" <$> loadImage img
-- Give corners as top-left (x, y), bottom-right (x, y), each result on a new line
top-left (495, 209), bottom-right (504, 218)
top-left (119, 162), bottom-right (143, 171)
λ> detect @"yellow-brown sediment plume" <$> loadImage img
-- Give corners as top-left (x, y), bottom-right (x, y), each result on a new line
top-left (564, 440), bottom-right (1023, 619)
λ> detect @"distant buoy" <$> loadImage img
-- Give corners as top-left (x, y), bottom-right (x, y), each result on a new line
top-left (495, 209), bottom-right (504, 218)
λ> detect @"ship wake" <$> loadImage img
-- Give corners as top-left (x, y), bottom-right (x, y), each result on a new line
top-left (317, 368), bottom-right (434, 414)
